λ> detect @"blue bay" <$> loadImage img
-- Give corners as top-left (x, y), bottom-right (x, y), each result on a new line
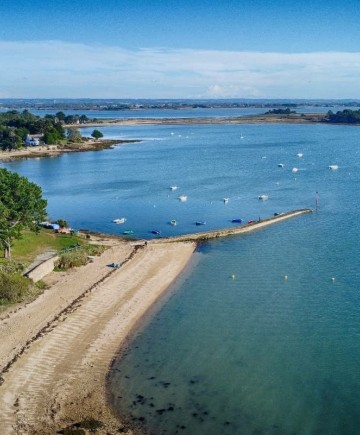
top-left (2, 119), bottom-right (359, 434)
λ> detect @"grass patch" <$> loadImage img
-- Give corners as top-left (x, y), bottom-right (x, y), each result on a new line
top-left (7, 229), bottom-right (85, 264)
top-left (55, 244), bottom-right (105, 270)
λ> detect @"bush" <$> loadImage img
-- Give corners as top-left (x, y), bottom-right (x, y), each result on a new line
top-left (0, 272), bottom-right (31, 304)
top-left (56, 219), bottom-right (68, 228)
top-left (0, 260), bottom-right (26, 274)
top-left (55, 244), bottom-right (105, 270)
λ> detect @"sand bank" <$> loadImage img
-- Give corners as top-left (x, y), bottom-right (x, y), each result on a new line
top-left (0, 240), bottom-right (196, 434)
top-left (74, 113), bottom-right (324, 129)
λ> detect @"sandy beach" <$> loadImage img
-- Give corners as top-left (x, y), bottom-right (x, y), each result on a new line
top-left (0, 240), bottom-right (196, 434)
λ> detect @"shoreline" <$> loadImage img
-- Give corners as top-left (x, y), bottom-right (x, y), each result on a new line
top-left (0, 210), bottom-right (310, 434)
top-left (0, 239), bottom-right (196, 434)
top-left (0, 138), bottom-right (140, 162)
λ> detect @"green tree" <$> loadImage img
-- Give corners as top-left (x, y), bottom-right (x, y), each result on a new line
top-left (55, 111), bottom-right (66, 122)
top-left (66, 128), bottom-right (82, 142)
top-left (91, 129), bottom-right (103, 140)
top-left (56, 218), bottom-right (68, 228)
top-left (0, 168), bottom-right (47, 259)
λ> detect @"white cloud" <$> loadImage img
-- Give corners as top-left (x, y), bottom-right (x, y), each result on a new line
top-left (1, 40), bottom-right (360, 98)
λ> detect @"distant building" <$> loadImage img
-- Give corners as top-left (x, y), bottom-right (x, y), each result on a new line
top-left (25, 134), bottom-right (40, 146)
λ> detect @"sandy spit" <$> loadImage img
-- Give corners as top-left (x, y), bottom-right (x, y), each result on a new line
top-left (0, 240), bottom-right (196, 434)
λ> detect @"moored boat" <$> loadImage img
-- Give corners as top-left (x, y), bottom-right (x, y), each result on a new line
top-left (123, 230), bottom-right (134, 235)
top-left (258, 195), bottom-right (269, 201)
top-left (179, 195), bottom-right (187, 202)
top-left (231, 218), bottom-right (243, 223)
top-left (151, 229), bottom-right (161, 235)
top-left (170, 219), bottom-right (177, 226)
top-left (113, 217), bottom-right (127, 224)
top-left (195, 221), bottom-right (206, 226)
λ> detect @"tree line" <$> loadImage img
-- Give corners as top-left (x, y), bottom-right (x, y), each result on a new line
top-left (0, 110), bottom-right (103, 151)
top-left (325, 109), bottom-right (360, 124)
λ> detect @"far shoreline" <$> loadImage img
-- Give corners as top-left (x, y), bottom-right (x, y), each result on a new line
top-left (0, 112), bottom-right (347, 163)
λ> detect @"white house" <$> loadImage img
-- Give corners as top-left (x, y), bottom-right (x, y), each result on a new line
top-left (25, 134), bottom-right (40, 146)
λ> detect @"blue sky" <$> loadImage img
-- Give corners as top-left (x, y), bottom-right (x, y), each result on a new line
top-left (1, 0), bottom-right (360, 99)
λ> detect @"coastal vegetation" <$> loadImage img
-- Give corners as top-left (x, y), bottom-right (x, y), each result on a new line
top-left (0, 110), bottom-right (65, 150)
top-left (0, 110), bottom-right (94, 151)
top-left (326, 108), bottom-right (360, 124)
top-left (0, 168), bottom-right (47, 259)
top-left (55, 243), bottom-right (105, 270)
top-left (264, 107), bottom-right (296, 115)
top-left (0, 222), bottom-right (97, 305)
top-left (91, 129), bottom-right (104, 139)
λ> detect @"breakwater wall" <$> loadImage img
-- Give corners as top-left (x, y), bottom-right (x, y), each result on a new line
top-left (150, 209), bottom-right (312, 244)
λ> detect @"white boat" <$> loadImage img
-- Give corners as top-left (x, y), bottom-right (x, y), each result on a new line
top-left (169, 185), bottom-right (178, 191)
top-left (297, 153), bottom-right (303, 158)
top-left (113, 218), bottom-right (127, 224)
top-left (278, 163), bottom-right (284, 168)
top-left (292, 167), bottom-right (299, 173)
top-left (223, 198), bottom-right (229, 204)
top-left (258, 195), bottom-right (269, 201)
top-left (329, 165), bottom-right (339, 171)
top-left (170, 219), bottom-right (177, 226)
top-left (179, 195), bottom-right (187, 202)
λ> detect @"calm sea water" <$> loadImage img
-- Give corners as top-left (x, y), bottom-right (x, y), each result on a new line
top-left (2, 121), bottom-right (360, 434)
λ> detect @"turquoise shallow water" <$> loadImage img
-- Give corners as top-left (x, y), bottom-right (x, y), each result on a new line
top-left (2, 120), bottom-right (360, 434)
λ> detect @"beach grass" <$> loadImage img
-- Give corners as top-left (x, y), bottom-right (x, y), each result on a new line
top-left (6, 229), bottom-right (85, 263)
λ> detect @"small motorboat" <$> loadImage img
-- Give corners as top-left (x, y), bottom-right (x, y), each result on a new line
top-left (292, 167), bottom-right (299, 173)
top-left (113, 217), bottom-right (127, 224)
top-left (223, 198), bottom-right (229, 203)
top-left (329, 165), bottom-right (339, 170)
top-left (151, 230), bottom-right (161, 235)
top-left (123, 230), bottom-right (134, 235)
top-left (169, 185), bottom-right (178, 191)
top-left (195, 221), bottom-right (206, 226)
top-left (247, 220), bottom-right (255, 224)
top-left (277, 163), bottom-right (284, 168)
top-left (231, 218), bottom-right (243, 223)
top-left (258, 195), bottom-right (269, 201)
top-left (170, 219), bottom-right (177, 226)
top-left (297, 153), bottom-right (303, 158)
top-left (179, 195), bottom-right (187, 202)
